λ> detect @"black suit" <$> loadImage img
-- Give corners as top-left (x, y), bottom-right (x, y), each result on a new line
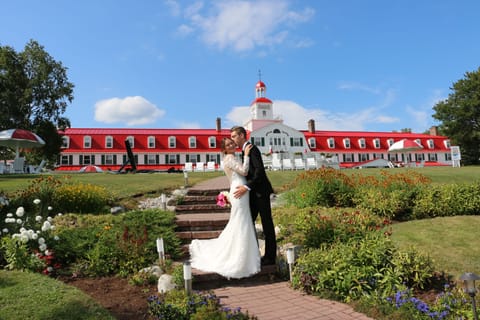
top-left (243, 142), bottom-right (277, 261)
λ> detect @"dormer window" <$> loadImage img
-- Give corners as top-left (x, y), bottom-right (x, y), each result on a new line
top-left (168, 136), bottom-right (176, 148)
top-left (189, 136), bottom-right (196, 148)
top-left (126, 136), bottom-right (134, 148)
top-left (358, 138), bottom-right (366, 149)
top-left (427, 139), bottom-right (434, 149)
top-left (308, 137), bottom-right (316, 148)
top-left (83, 136), bottom-right (91, 148)
top-left (373, 138), bottom-right (381, 149)
top-left (343, 138), bottom-right (351, 149)
top-left (327, 138), bottom-right (335, 149)
top-left (387, 139), bottom-right (394, 147)
top-left (148, 136), bottom-right (155, 148)
top-left (105, 136), bottom-right (113, 148)
top-left (444, 140), bottom-right (451, 148)
top-left (61, 136), bottom-right (69, 148)
top-left (415, 139), bottom-right (422, 147)
top-left (208, 136), bottom-right (216, 148)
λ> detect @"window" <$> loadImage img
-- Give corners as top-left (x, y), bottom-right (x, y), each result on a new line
top-left (388, 153), bottom-right (398, 161)
top-left (165, 154), bottom-right (180, 164)
top-left (148, 136), bottom-right (155, 148)
top-left (308, 137), bottom-right (316, 148)
top-left (80, 155), bottom-right (95, 165)
top-left (83, 136), bottom-right (91, 148)
top-left (327, 138), bottom-right (335, 149)
top-left (61, 136), bottom-right (69, 148)
top-left (428, 153), bottom-right (438, 161)
top-left (186, 154), bottom-right (200, 163)
top-left (105, 136), bottom-right (113, 148)
top-left (359, 153), bottom-right (369, 161)
top-left (415, 139), bottom-right (422, 147)
top-left (415, 154), bottom-right (425, 161)
top-left (290, 137), bottom-right (303, 147)
top-left (60, 155), bottom-right (71, 165)
top-left (444, 140), bottom-right (451, 148)
top-left (342, 153), bottom-right (354, 162)
top-left (103, 154), bottom-right (116, 165)
top-left (189, 136), bottom-right (196, 148)
top-left (206, 154), bottom-right (220, 163)
top-left (146, 154), bottom-right (157, 164)
top-left (168, 136), bottom-right (176, 148)
top-left (126, 136), bottom-right (134, 148)
top-left (208, 136), bottom-right (216, 148)
top-left (426, 139), bottom-right (434, 149)
top-left (358, 138), bottom-right (366, 149)
top-left (387, 139), bottom-right (394, 147)
top-left (373, 153), bottom-right (384, 159)
top-left (373, 138), bottom-right (381, 149)
top-left (343, 138), bottom-right (350, 149)
top-left (445, 153), bottom-right (452, 161)
top-left (252, 137), bottom-right (264, 146)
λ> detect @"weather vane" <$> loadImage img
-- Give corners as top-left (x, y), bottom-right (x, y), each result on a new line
top-left (258, 69), bottom-right (262, 81)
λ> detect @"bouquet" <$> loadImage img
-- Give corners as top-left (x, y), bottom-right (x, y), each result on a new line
top-left (216, 191), bottom-right (230, 208)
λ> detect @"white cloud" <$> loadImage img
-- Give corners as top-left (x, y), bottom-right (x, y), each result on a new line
top-left (94, 96), bottom-right (165, 126)
top-left (175, 0), bottom-right (314, 52)
top-left (225, 100), bottom-right (399, 131)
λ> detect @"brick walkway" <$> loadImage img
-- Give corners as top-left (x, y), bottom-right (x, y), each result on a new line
top-left (188, 176), bottom-right (374, 320)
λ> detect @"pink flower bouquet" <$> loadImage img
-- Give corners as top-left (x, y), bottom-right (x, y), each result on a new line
top-left (216, 191), bottom-right (230, 207)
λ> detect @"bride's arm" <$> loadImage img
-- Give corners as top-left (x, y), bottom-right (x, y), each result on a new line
top-left (224, 154), bottom-right (249, 176)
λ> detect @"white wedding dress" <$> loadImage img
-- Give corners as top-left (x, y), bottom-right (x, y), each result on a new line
top-left (189, 154), bottom-right (261, 279)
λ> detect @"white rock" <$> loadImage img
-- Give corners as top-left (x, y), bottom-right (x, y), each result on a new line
top-left (157, 274), bottom-right (176, 293)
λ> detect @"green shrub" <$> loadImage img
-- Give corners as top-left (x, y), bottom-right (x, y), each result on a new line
top-left (52, 182), bottom-right (113, 214)
top-left (54, 209), bottom-right (181, 277)
top-left (274, 207), bottom-right (391, 248)
top-left (412, 182), bottom-right (480, 219)
top-left (284, 168), bottom-right (355, 208)
top-left (291, 234), bottom-right (435, 301)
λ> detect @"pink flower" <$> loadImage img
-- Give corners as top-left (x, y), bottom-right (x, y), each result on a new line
top-left (216, 191), bottom-right (230, 207)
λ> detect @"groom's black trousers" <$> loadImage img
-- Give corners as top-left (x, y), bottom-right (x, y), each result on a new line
top-left (250, 194), bottom-right (277, 261)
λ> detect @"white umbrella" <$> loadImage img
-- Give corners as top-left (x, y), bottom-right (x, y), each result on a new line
top-left (79, 165), bottom-right (103, 173)
top-left (388, 139), bottom-right (423, 164)
top-left (0, 129), bottom-right (46, 158)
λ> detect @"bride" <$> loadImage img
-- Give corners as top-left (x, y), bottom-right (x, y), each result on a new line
top-left (189, 138), bottom-right (261, 279)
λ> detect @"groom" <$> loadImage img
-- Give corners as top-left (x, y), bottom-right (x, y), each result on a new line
top-left (231, 126), bottom-right (277, 265)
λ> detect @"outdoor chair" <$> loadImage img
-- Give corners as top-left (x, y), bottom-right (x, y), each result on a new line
top-left (194, 162), bottom-right (205, 172)
top-left (205, 161), bottom-right (216, 172)
top-left (306, 157), bottom-right (317, 170)
top-left (282, 158), bottom-right (294, 170)
top-left (183, 162), bottom-right (193, 172)
top-left (294, 158), bottom-right (305, 170)
top-left (12, 157), bottom-right (25, 173)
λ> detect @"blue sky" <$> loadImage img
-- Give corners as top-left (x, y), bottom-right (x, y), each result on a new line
top-left (2, 1), bottom-right (479, 133)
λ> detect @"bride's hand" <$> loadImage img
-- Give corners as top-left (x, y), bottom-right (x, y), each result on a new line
top-left (244, 144), bottom-right (253, 156)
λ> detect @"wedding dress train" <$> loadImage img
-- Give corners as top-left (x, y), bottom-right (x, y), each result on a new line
top-left (189, 154), bottom-right (261, 279)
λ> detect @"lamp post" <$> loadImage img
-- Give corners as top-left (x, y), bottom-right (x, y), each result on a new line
top-left (460, 272), bottom-right (480, 320)
top-left (156, 237), bottom-right (164, 265)
top-left (183, 171), bottom-right (189, 187)
top-left (286, 247), bottom-right (295, 282)
top-left (183, 260), bottom-right (192, 295)
top-left (160, 193), bottom-right (167, 211)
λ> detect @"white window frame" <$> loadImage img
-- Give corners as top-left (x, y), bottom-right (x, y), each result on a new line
top-left (189, 136), bottom-right (197, 148)
top-left (61, 136), bottom-right (69, 148)
top-left (84, 136), bottom-right (91, 148)
top-left (343, 138), bottom-right (351, 149)
top-left (126, 136), bottom-right (134, 148)
top-left (308, 137), bottom-right (316, 148)
top-left (208, 136), bottom-right (216, 148)
top-left (373, 138), bottom-right (381, 149)
top-left (327, 138), bottom-right (335, 149)
top-left (148, 136), bottom-right (155, 148)
top-left (358, 138), bottom-right (366, 149)
top-left (168, 136), bottom-right (176, 148)
top-left (105, 136), bottom-right (113, 148)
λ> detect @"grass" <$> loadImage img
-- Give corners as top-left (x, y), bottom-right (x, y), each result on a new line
top-left (1, 166), bottom-right (480, 318)
top-left (0, 270), bottom-right (115, 320)
top-left (391, 216), bottom-right (480, 279)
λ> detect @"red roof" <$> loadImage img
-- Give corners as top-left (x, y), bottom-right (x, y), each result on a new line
top-left (256, 81), bottom-right (266, 88)
top-left (251, 97), bottom-right (273, 105)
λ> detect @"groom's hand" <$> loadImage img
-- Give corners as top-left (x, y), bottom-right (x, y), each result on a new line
top-left (233, 185), bottom-right (248, 198)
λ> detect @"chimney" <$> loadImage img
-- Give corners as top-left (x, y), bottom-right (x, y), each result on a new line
top-left (429, 126), bottom-right (438, 136)
top-left (308, 119), bottom-right (315, 133)
top-left (216, 117), bottom-right (221, 132)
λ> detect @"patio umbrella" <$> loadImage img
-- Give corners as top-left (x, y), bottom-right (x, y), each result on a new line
top-left (79, 165), bottom-right (103, 173)
top-left (0, 129), bottom-right (46, 158)
top-left (388, 139), bottom-right (423, 164)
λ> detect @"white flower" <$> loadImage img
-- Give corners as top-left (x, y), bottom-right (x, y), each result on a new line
top-left (47, 217), bottom-right (53, 222)
top-left (20, 227), bottom-right (26, 233)
top-left (47, 266), bottom-right (53, 272)
top-left (54, 235), bottom-right (59, 241)
top-left (50, 225), bottom-right (56, 231)
top-left (35, 216), bottom-right (42, 222)
top-left (41, 221), bottom-right (51, 232)
top-left (38, 237), bottom-right (45, 245)
top-left (39, 243), bottom-right (47, 251)
top-left (2, 228), bottom-right (8, 233)
top-left (15, 207), bottom-right (25, 217)
top-left (20, 235), bottom-right (29, 243)
top-left (6, 213), bottom-right (13, 217)
top-left (31, 233), bottom-right (38, 240)
top-left (33, 199), bottom-right (41, 205)
top-left (16, 219), bottom-right (22, 224)
top-left (57, 213), bottom-right (63, 216)
top-left (48, 206), bottom-right (53, 211)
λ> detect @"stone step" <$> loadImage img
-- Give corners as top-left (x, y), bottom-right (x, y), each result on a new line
top-left (181, 195), bottom-right (218, 205)
top-left (186, 188), bottom-right (227, 197)
top-left (175, 204), bottom-right (229, 214)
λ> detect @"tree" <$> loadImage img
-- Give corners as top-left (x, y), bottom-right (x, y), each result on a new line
top-left (432, 67), bottom-right (480, 165)
top-left (0, 40), bottom-right (74, 164)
